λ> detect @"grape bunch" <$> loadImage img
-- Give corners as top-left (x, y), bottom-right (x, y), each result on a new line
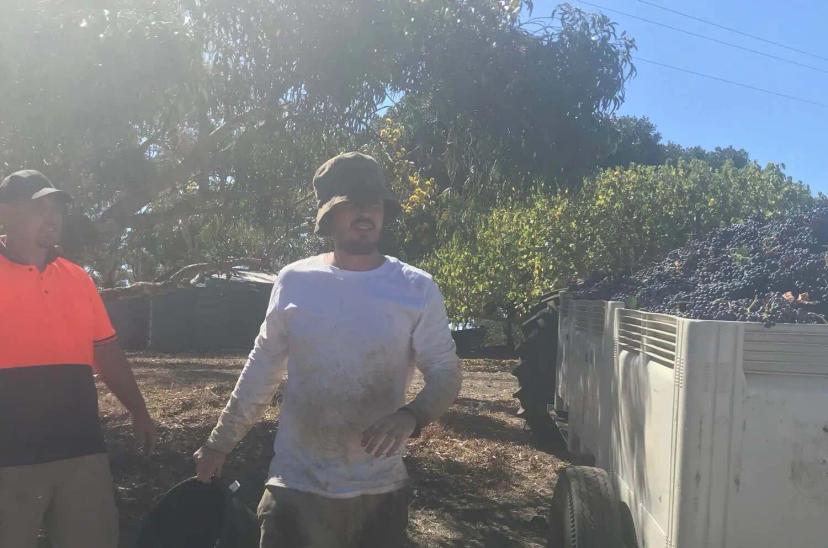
top-left (572, 202), bottom-right (828, 325)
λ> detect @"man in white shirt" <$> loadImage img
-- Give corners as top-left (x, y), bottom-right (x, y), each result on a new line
top-left (193, 151), bottom-right (462, 547)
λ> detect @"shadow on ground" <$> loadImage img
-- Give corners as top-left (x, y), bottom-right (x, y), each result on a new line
top-left (93, 356), bottom-right (570, 547)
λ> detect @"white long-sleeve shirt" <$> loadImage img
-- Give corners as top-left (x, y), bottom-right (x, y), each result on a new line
top-left (206, 255), bottom-right (462, 498)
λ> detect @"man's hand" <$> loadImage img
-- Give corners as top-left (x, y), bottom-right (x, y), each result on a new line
top-left (95, 341), bottom-right (157, 456)
top-left (194, 446), bottom-right (228, 483)
top-left (361, 409), bottom-right (417, 458)
top-left (132, 411), bottom-right (157, 456)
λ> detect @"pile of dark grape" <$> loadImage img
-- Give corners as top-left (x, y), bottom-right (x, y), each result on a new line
top-left (572, 202), bottom-right (828, 325)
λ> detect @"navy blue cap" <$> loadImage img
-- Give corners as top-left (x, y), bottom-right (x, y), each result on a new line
top-left (0, 170), bottom-right (71, 204)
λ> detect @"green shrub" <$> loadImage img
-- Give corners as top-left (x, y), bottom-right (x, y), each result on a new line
top-left (424, 160), bottom-right (813, 343)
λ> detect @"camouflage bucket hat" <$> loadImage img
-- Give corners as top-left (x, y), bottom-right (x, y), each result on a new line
top-left (312, 152), bottom-right (401, 236)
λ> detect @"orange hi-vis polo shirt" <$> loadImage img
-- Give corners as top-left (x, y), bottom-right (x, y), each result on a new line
top-left (0, 242), bottom-right (117, 466)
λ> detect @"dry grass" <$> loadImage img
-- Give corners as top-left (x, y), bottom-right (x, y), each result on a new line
top-left (99, 354), bottom-right (570, 547)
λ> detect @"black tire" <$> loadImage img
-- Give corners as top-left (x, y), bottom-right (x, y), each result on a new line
top-left (619, 501), bottom-right (638, 548)
top-left (512, 301), bottom-right (564, 448)
top-left (549, 466), bottom-right (625, 548)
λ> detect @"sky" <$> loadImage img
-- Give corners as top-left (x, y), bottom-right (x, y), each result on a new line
top-left (532, 0), bottom-right (828, 194)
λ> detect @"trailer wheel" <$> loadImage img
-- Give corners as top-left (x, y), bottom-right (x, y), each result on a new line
top-left (549, 466), bottom-right (624, 548)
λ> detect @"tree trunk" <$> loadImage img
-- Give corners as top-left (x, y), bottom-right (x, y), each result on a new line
top-left (505, 308), bottom-right (515, 351)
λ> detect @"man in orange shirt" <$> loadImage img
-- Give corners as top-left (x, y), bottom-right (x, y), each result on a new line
top-left (0, 170), bottom-right (156, 548)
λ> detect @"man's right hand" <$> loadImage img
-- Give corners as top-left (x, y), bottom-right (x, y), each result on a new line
top-left (194, 445), bottom-right (228, 483)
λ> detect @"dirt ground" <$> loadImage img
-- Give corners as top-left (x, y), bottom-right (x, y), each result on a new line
top-left (98, 353), bottom-right (571, 547)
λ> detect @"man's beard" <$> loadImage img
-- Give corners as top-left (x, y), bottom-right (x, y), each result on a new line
top-left (339, 238), bottom-right (379, 255)
top-left (36, 229), bottom-right (61, 249)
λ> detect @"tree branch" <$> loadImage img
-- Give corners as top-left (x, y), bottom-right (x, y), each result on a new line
top-left (101, 257), bottom-right (266, 299)
top-left (95, 107), bottom-right (271, 239)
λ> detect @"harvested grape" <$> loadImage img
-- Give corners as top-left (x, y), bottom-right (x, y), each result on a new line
top-left (572, 203), bottom-right (828, 325)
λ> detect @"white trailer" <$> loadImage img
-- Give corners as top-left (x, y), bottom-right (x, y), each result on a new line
top-left (551, 295), bottom-right (828, 548)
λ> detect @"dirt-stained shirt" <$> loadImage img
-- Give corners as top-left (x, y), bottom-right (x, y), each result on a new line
top-left (206, 255), bottom-right (461, 498)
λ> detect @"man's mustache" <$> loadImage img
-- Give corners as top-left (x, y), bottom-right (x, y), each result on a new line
top-left (352, 218), bottom-right (376, 229)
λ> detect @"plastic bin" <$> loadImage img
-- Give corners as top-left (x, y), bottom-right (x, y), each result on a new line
top-left (557, 300), bottom-right (828, 548)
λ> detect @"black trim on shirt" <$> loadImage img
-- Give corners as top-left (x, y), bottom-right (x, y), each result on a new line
top-left (94, 334), bottom-right (119, 346)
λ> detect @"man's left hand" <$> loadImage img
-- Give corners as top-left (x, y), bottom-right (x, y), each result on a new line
top-left (362, 410), bottom-right (417, 458)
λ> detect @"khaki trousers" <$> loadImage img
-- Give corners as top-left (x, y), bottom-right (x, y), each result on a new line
top-left (0, 453), bottom-right (118, 548)
top-left (258, 485), bottom-right (411, 548)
